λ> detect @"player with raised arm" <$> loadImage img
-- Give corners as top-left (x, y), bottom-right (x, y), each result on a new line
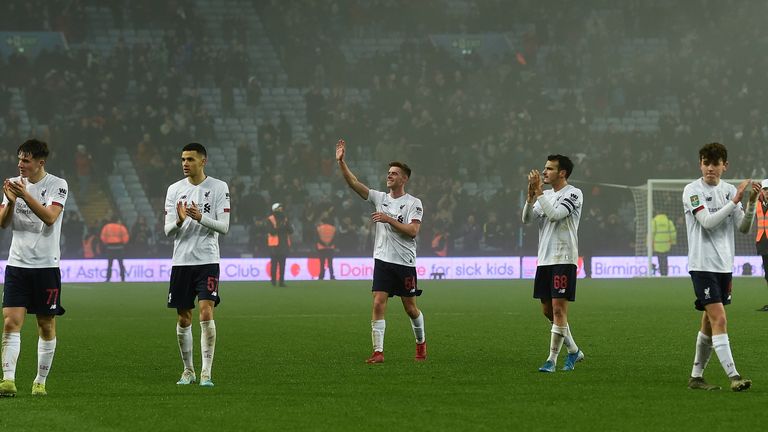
top-left (522, 154), bottom-right (584, 372)
top-left (0, 139), bottom-right (68, 397)
top-left (164, 143), bottom-right (230, 387)
top-left (336, 138), bottom-right (426, 364)
top-left (683, 142), bottom-right (759, 392)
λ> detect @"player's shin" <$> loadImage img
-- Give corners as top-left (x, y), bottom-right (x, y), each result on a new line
top-left (176, 324), bottom-right (194, 371)
top-left (1, 332), bottom-right (21, 381)
top-left (371, 320), bottom-right (386, 352)
top-left (200, 320), bottom-right (216, 377)
top-left (34, 337), bottom-right (56, 384)
top-left (563, 324), bottom-right (579, 354)
top-left (691, 331), bottom-right (713, 378)
top-left (712, 333), bottom-right (739, 378)
top-left (410, 313), bottom-right (425, 344)
top-left (547, 325), bottom-right (567, 363)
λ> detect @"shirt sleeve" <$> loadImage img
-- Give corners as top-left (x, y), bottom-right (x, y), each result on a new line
top-left (537, 188), bottom-right (581, 221)
top-left (682, 184), bottom-right (704, 215)
top-left (216, 181), bottom-right (231, 216)
top-left (52, 178), bottom-right (68, 208)
top-left (408, 198), bottom-right (424, 223)
top-left (164, 184), bottom-right (180, 236)
top-left (367, 189), bottom-right (384, 208)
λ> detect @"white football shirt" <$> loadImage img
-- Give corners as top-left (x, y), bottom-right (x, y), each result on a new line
top-left (164, 176), bottom-right (230, 265)
top-left (2, 174), bottom-right (68, 268)
top-left (367, 189), bottom-right (423, 267)
top-left (531, 184), bottom-right (582, 266)
top-left (683, 178), bottom-right (743, 272)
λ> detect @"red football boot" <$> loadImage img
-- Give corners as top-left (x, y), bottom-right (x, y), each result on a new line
top-left (415, 342), bottom-right (427, 361)
top-left (366, 351), bottom-right (384, 364)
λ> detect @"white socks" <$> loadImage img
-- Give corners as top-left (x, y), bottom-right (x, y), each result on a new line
top-left (410, 313), bottom-right (426, 344)
top-left (371, 320), bottom-right (386, 352)
top-left (2, 333), bottom-right (57, 384)
top-left (690, 331), bottom-right (713, 378)
top-left (712, 333), bottom-right (739, 378)
top-left (34, 338), bottom-right (57, 385)
top-left (2, 332), bottom-right (21, 381)
top-left (547, 325), bottom-right (567, 363)
top-left (176, 324), bottom-right (194, 372)
top-left (200, 320), bottom-right (217, 378)
top-left (562, 324), bottom-right (579, 354)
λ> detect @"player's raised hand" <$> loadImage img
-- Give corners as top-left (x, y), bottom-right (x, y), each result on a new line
top-left (336, 139), bottom-right (346, 162)
top-left (186, 201), bottom-right (202, 221)
top-left (748, 181), bottom-right (761, 203)
top-left (7, 178), bottom-right (27, 200)
top-left (733, 179), bottom-right (751, 204)
top-left (3, 179), bottom-right (17, 203)
top-left (176, 201), bottom-right (187, 224)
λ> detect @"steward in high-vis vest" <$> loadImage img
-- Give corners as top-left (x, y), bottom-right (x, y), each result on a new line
top-left (100, 218), bottom-right (130, 281)
top-left (316, 219), bottom-right (336, 280)
top-left (652, 212), bottom-right (676, 276)
top-left (267, 203), bottom-right (293, 287)
top-left (756, 179), bottom-right (768, 311)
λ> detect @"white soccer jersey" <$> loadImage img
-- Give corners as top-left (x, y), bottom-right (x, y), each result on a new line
top-left (683, 178), bottom-right (743, 272)
top-left (164, 176), bottom-right (230, 265)
top-left (367, 189), bottom-right (423, 267)
top-left (531, 184), bottom-right (582, 266)
top-left (1, 174), bottom-right (68, 268)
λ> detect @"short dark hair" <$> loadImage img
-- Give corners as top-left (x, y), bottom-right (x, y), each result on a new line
top-left (388, 161), bottom-right (411, 178)
top-left (699, 142), bottom-right (727, 163)
top-left (17, 139), bottom-right (50, 160)
top-left (182, 142), bottom-right (207, 157)
top-left (547, 154), bottom-right (574, 178)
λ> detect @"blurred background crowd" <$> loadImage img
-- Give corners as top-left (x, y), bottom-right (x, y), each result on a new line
top-left (1, 0), bottom-right (766, 260)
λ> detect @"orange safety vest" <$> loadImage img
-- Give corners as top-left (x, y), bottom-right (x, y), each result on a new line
top-left (316, 223), bottom-right (336, 250)
top-left (267, 214), bottom-right (291, 247)
top-left (100, 223), bottom-right (130, 245)
top-left (432, 233), bottom-right (448, 257)
top-left (757, 200), bottom-right (768, 242)
top-left (83, 235), bottom-right (100, 258)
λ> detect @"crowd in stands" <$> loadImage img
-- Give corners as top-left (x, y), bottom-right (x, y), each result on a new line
top-left (1, 0), bottom-right (767, 260)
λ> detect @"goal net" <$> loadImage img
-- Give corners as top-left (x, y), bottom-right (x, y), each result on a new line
top-left (631, 179), bottom-right (759, 277)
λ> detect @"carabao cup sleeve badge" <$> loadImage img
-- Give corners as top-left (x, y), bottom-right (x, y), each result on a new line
top-left (690, 195), bottom-right (700, 207)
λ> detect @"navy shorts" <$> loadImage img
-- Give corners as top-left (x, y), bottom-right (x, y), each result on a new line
top-left (690, 271), bottom-right (732, 311)
top-left (167, 264), bottom-right (221, 310)
top-left (2, 265), bottom-right (65, 315)
top-left (371, 259), bottom-right (421, 298)
top-left (533, 264), bottom-right (577, 302)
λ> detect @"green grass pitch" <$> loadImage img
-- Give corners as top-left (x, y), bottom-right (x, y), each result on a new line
top-left (2, 277), bottom-right (768, 431)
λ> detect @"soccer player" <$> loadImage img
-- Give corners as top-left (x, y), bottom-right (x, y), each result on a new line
top-left (522, 154), bottom-right (584, 372)
top-left (336, 138), bottom-right (426, 363)
top-left (164, 143), bottom-right (230, 387)
top-left (756, 179), bottom-right (768, 311)
top-left (683, 142), bottom-right (759, 391)
top-left (0, 139), bottom-right (68, 397)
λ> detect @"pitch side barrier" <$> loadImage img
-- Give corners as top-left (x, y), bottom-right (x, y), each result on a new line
top-left (0, 256), bottom-right (762, 283)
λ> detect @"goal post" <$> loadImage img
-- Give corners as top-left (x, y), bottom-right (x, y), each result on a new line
top-left (632, 179), bottom-right (757, 276)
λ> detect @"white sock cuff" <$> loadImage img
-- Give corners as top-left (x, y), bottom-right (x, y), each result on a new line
top-left (177, 324), bottom-right (192, 334)
top-left (712, 333), bottom-right (729, 346)
top-left (38, 337), bottom-right (56, 349)
top-left (410, 312), bottom-right (424, 326)
top-left (551, 324), bottom-right (567, 336)
top-left (372, 319), bottom-right (386, 330)
top-left (200, 320), bottom-right (216, 330)
top-left (3, 332), bottom-right (20, 341)
top-left (697, 331), bottom-right (712, 343)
